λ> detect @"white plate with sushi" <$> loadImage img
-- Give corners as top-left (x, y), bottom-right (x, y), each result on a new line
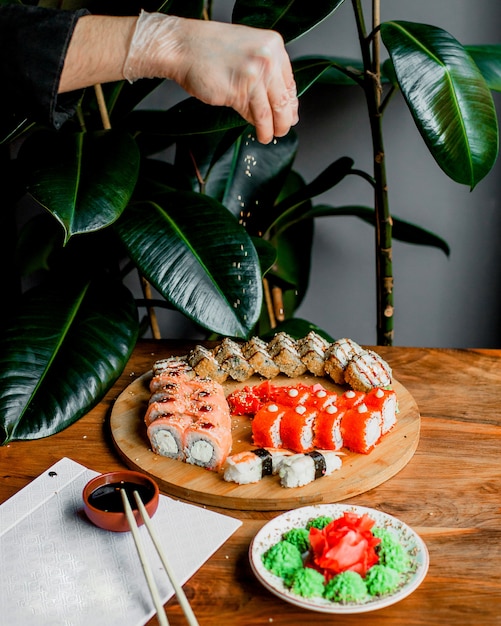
top-left (249, 503), bottom-right (429, 614)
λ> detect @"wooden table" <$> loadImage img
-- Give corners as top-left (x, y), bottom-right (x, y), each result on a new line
top-left (1, 340), bottom-right (500, 625)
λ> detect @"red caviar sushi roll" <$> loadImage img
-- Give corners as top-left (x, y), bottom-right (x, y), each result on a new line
top-left (313, 405), bottom-right (345, 451)
top-left (341, 403), bottom-right (382, 454)
top-left (280, 405), bottom-right (317, 453)
top-left (269, 383), bottom-right (312, 407)
top-left (309, 384), bottom-right (339, 411)
top-left (252, 403), bottom-right (287, 448)
top-left (337, 389), bottom-right (366, 409)
top-left (365, 387), bottom-right (398, 434)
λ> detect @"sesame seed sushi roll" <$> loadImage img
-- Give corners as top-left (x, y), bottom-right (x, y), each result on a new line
top-left (341, 403), bottom-right (382, 454)
top-left (223, 448), bottom-right (292, 484)
top-left (252, 403), bottom-right (287, 448)
top-left (187, 345), bottom-right (228, 383)
top-left (324, 338), bottom-right (365, 384)
top-left (298, 331), bottom-right (329, 376)
top-left (344, 350), bottom-right (392, 392)
top-left (147, 414), bottom-right (193, 461)
top-left (242, 337), bottom-right (280, 378)
top-left (213, 337), bottom-right (255, 382)
top-left (278, 450), bottom-right (342, 488)
top-left (267, 332), bottom-right (307, 377)
top-left (313, 405), bottom-right (345, 451)
top-left (280, 405), bottom-right (317, 453)
top-left (365, 387), bottom-right (398, 434)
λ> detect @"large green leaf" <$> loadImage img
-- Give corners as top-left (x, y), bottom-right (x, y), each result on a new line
top-left (466, 45), bottom-right (501, 92)
top-left (277, 203), bottom-right (450, 255)
top-left (292, 56), bottom-right (364, 86)
top-left (18, 130), bottom-right (140, 242)
top-left (0, 279), bottom-right (139, 443)
top-left (268, 156), bottom-right (355, 236)
top-left (381, 21), bottom-right (499, 189)
top-left (232, 0), bottom-right (345, 44)
top-left (210, 130), bottom-right (298, 229)
top-left (114, 192), bottom-right (262, 337)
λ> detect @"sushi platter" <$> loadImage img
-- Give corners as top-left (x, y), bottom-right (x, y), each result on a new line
top-left (110, 370), bottom-right (420, 511)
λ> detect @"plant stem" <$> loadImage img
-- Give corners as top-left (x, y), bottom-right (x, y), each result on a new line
top-left (352, 0), bottom-right (394, 345)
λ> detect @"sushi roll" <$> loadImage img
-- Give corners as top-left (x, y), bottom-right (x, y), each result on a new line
top-left (298, 331), bottom-right (329, 376)
top-left (187, 345), bottom-right (228, 383)
top-left (344, 350), bottom-right (392, 392)
top-left (252, 403), bottom-right (288, 448)
top-left (365, 387), bottom-right (398, 434)
top-left (183, 420), bottom-right (233, 471)
top-left (223, 448), bottom-right (292, 484)
top-left (313, 405), bottom-right (345, 451)
top-left (241, 337), bottom-right (280, 378)
top-left (280, 405), bottom-right (317, 453)
top-left (324, 338), bottom-right (366, 384)
top-left (309, 384), bottom-right (338, 411)
top-left (269, 383), bottom-right (312, 407)
top-left (144, 398), bottom-right (190, 426)
top-left (278, 450), bottom-right (342, 488)
top-left (267, 332), bottom-right (307, 377)
top-left (341, 403), bottom-right (382, 454)
top-left (337, 389), bottom-right (366, 409)
top-left (213, 337), bottom-right (255, 382)
top-left (147, 414), bottom-right (193, 460)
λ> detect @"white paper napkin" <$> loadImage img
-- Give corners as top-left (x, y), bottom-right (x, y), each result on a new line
top-left (0, 458), bottom-right (242, 625)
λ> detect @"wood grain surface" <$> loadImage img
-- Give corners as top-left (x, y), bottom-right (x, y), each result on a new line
top-left (1, 341), bottom-right (500, 626)
top-left (110, 371), bottom-right (420, 510)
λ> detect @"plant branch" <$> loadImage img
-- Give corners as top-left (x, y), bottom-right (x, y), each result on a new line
top-left (352, 0), bottom-right (394, 345)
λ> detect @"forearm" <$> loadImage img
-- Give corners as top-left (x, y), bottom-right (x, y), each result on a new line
top-left (59, 15), bottom-right (137, 93)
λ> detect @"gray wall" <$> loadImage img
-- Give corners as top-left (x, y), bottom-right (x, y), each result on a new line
top-left (141, 0), bottom-right (501, 348)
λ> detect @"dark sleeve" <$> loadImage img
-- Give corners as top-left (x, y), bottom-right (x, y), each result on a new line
top-left (0, 5), bottom-right (90, 130)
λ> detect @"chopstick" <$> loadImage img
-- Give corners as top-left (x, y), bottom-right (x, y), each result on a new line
top-left (120, 488), bottom-right (199, 626)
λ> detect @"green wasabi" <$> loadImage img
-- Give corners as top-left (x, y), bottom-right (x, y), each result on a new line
top-left (290, 567), bottom-right (325, 598)
top-left (324, 570), bottom-right (368, 603)
top-left (283, 527), bottom-right (310, 553)
top-left (262, 540), bottom-right (303, 583)
top-left (365, 564), bottom-right (401, 596)
top-left (373, 527), bottom-right (410, 572)
top-left (306, 515), bottom-right (333, 530)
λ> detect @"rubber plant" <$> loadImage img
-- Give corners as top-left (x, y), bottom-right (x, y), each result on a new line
top-left (1, 0), bottom-right (500, 443)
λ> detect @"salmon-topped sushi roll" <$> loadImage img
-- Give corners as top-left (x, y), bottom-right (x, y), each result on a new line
top-left (183, 420), bottom-right (232, 471)
top-left (144, 399), bottom-right (190, 426)
top-left (147, 413), bottom-right (194, 460)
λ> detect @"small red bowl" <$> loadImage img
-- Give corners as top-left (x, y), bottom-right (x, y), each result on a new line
top-left (82, 470), bottom-right (159, 532)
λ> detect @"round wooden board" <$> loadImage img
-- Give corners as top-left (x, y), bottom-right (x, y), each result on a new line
top-left (110, 372), bottom-right (420, 511)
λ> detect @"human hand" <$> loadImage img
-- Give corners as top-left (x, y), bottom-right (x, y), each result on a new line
top-left (123, 11), bottom-right (299, 144)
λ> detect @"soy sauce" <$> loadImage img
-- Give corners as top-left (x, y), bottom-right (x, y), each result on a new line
top-left (88, 481), bottom-right (155, 513)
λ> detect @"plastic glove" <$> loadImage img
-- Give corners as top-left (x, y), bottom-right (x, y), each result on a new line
top-left (123, 11), bottom-right (299, 144)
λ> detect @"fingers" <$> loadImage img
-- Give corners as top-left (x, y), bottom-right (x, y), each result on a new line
top-left (243, 36), bottom-right (299, 143)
